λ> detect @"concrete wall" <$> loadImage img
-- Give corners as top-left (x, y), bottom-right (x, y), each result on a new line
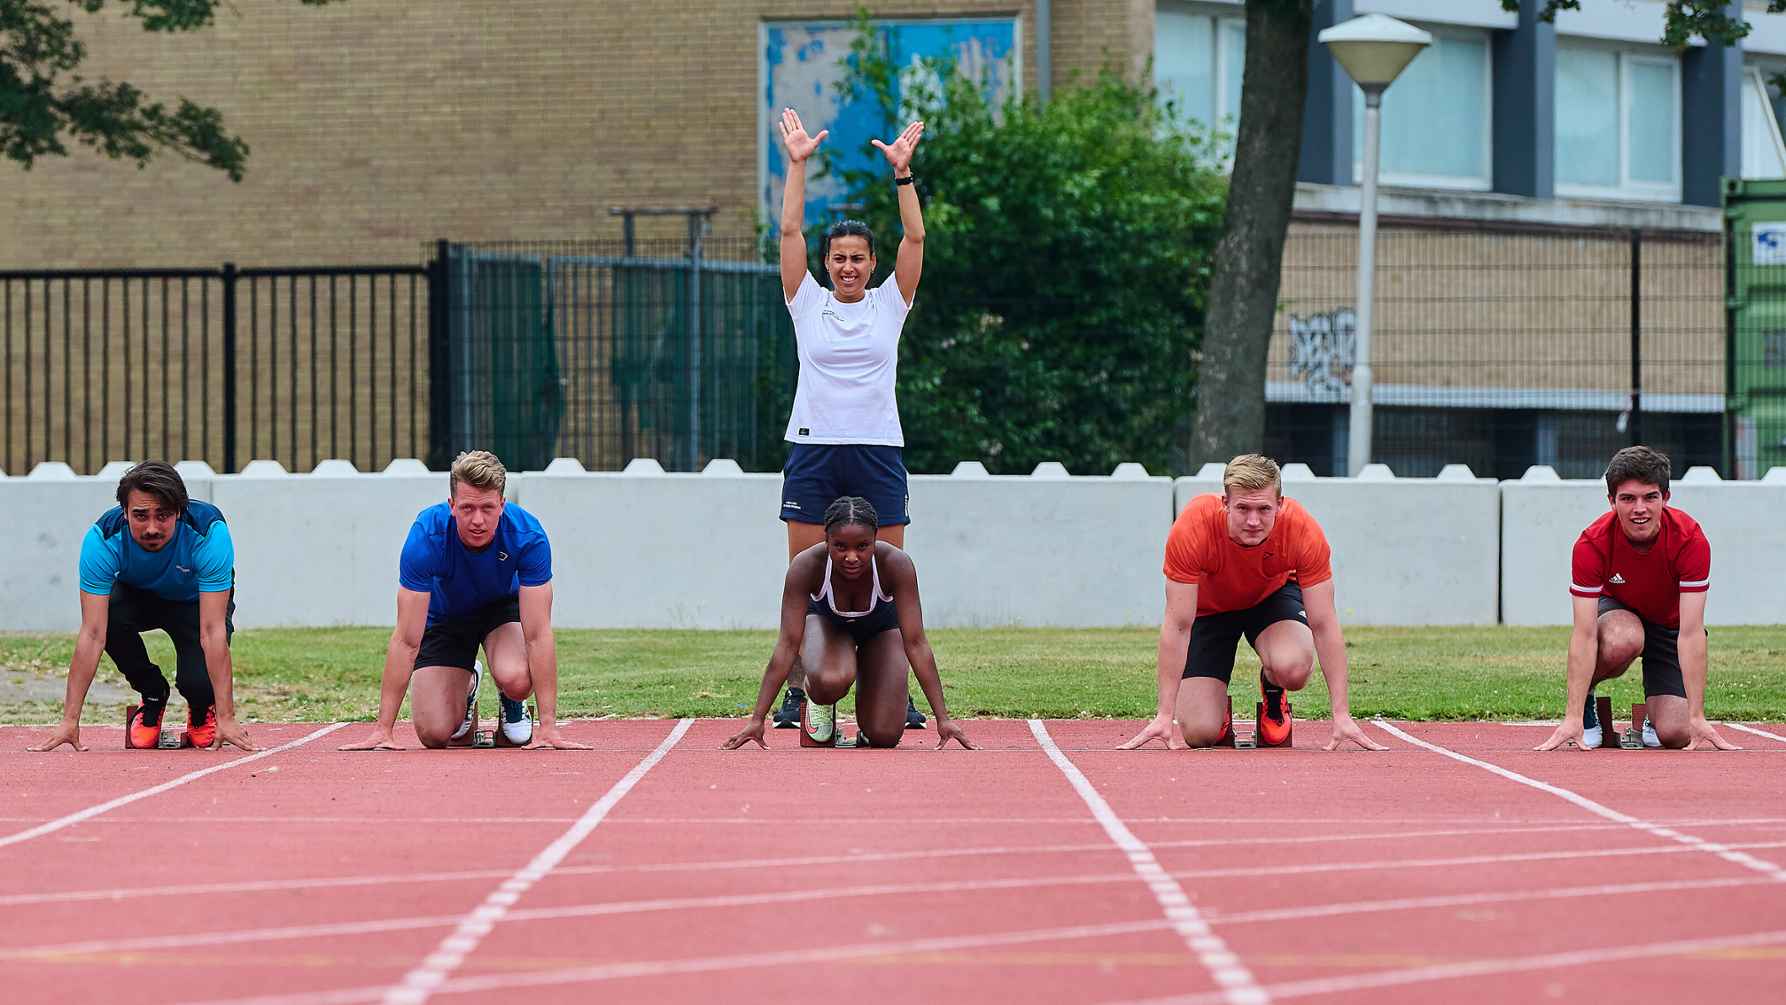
top-left (1174, 463), bottom-right (1503, 626)
top-left (7, 458), bottom-right (1783, 631)
top-left (1500, 465), bottom-right (1786, 627)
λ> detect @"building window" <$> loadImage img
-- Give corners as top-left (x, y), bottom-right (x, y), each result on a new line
top-left (1153, 3), bottom-right (1244, 155)
top-left (1742, 66), bottom-right (1786, 179)
top-left (1555, 45), bottom-right (1681, 201)
top-left (1351, 31), bottom-right (1493, 190)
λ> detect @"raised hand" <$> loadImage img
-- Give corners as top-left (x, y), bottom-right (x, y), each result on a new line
top-left (778, 107), bottom-right (827, 164)
top-left (871, 120), bottom-right (924, 175)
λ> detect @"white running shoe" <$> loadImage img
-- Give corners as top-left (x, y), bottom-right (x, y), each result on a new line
top-left (1581, 723), bottom-right (1603, 748)
top-left (499, 694), bottom-right (534, 746)
top-left (450, 662), bottom-right (482, 742)
top-left (1642, 719), bottom-right (1660, 748)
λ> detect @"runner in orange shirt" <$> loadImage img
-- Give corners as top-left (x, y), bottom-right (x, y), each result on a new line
top-left (1120, 454), bottom-right (1384, 751)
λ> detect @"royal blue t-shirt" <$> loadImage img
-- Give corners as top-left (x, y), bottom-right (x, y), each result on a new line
top-left (398, 501), bottom-right (552, 625)
top-left (78, 500), bottom-right (235, 602)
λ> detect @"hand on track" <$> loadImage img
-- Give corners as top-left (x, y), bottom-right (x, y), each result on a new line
top-left (1323, 715), bottom-right (1388, 751)
top-left (721, 718), bottom-right (767, 750)
top-left (1533, 721), bottom-right (1585, 751)
top-left (934, 719), bottom-right (977, 750)
top-left (1687, 719), bottom-right (1741, 751)
top-left (527, 726), bottom-right (592, 750)
top-left (28, 723), bottom-right (86, 752)
top-left (338, 729), bottom-right (404, 751)
top-left (213, 719), bottom-right (260, 751)
top-left (1117, 714), bottom-right (1183, 750)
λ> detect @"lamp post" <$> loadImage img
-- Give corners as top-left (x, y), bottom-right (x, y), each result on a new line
top-left (1318, 14), bottom-right (1431, 476)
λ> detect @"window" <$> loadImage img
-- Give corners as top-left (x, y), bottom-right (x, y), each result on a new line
top-left (1153, 3), bottom-right (1244, 155)
top-left (1351, 31), bottom-right (1493, 189)
top-left (1554, 45), bottom-right (1680, 200)
top-left (1741, 66), bottom-right (1786, 179)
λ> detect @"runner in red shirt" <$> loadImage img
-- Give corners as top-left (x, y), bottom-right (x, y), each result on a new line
top-left (1536, 446), bottom-right (1738, 752)
top-left (1120, 454), bottom-right (1384, 752)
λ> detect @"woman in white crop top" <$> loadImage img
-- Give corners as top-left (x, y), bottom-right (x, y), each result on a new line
top-left (767, 106), bottom-right (930, 732)
top-left (723, 496), bottom-right (974, 752)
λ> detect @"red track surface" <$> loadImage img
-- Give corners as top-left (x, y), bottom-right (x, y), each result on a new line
top-left (3, 718), bottom-right (1784, 1004)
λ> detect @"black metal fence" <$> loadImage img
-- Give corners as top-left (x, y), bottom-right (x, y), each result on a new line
top-left (1, 239), bottom-right (794, 476)
top-left (1264, 220), bottom-right (1727, 479)
top-left (3, 222), bottom-right (1759, 480)
top-left (1, 264), bottom-right (432, 475)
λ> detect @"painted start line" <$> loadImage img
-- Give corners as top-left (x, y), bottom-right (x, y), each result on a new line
top-left (2, 719), bottom-right (1783, 1005)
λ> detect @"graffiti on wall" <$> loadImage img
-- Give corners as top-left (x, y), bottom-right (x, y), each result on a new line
top-left (1287, 308), bottom-right (1357, 392)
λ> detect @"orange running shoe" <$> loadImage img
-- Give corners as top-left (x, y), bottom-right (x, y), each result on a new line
top-left (126, 700), bottom-right (167, 749)
top-left (183, 705), bottom-right (217, 748)
top-left (1257, 670), bottom-right (1292, 747)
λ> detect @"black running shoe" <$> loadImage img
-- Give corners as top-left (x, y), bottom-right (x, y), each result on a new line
top-left (905, 696), bottom-right (927, 729)
top-left (772, 686), bottom-right (804, 729)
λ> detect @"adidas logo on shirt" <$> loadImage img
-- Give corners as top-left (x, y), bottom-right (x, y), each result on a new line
top-left (1609, 573), bottom-right (1626, 584)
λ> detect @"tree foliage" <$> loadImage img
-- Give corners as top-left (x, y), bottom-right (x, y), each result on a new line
top-left (825, 23), bottom-right (1228, 476)
top-left (1, 0), bottom-right (336, 180)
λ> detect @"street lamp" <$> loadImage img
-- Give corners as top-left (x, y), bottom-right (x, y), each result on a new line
top-left (1318, 14), bottom-right (1431, 476)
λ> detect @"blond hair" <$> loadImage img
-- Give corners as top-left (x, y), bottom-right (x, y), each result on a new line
top-left (449, 450), bottom-right (507, 497)
top-left (1222, 454), bottom-right (1281, 496)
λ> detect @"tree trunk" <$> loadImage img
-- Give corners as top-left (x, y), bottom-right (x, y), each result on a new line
top-left (1187, 0), bottom-right (1313, 468)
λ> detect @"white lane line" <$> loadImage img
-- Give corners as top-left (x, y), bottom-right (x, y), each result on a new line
top-left (0, 723), bottom-right (347, 850)
top-left (1724, 722), bottom-right (1786, 745)
top-left (1029, 719), bottom-right (1266, 1005)
top-left (187, 918), bottom-right (1179, 1005)
top-left (1110, 927), bottom-right (1786, 1005)
top-left (1374, 719), bottom-right (1786, 882)
top-left (16, 863), bottom-right (1771, 965)
top-left (33, 817), bottom-right (1786, 908)
top-left (380, 718), bottom-right (692, 1005)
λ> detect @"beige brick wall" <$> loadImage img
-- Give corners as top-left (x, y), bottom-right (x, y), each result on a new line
top-left (2, 1), bottom-right (1155, 268)
top-left (1271, 221), bottom-right (1726, 398)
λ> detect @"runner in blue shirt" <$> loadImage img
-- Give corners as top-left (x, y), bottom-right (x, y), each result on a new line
top-left (31, 461), bottom-right (257, 752)
top-left (339, 450), bottom-right (587, 750)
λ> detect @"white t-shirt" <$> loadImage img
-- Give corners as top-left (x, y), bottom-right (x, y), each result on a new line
top-left (783, 271), bottom-right (911, 446)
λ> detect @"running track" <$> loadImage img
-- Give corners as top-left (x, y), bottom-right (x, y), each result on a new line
top-left (4, 719), bottom-right (1784, 1004)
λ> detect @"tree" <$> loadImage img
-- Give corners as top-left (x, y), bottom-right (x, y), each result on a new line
top-left (1188, 0), bottom-right (1785, 466)
top-left (829, 26), bottom-right (1228, 475)
top-left (1, 0), bottom-right (335, 181)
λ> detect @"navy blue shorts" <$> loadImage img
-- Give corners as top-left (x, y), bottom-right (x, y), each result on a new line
top-left (780, 444), bottom-right (910, 526)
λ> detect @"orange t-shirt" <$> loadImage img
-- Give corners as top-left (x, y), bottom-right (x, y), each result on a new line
top-left (1162, 494), bottom-right (1333, 616)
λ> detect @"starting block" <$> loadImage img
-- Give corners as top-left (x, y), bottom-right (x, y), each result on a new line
top-left (125, 704), bottom-right (191, 750)
top-left (1596, 696), bottom-right (1618, 749)
top-left (1222, 696), bottom-right (1290, 749)
top-left (469, 729), bottom-right (495, 749)
top-left (1619, 702), bottom-right (1648, 750)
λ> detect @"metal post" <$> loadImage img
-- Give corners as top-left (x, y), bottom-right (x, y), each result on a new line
top-left (426, 239), bottom-right (453, 469)
top-left (1347, 86), bottom-right (1384, 476)
top-left (687, 212), bottom-right (705, 471)
top-left (221, 263), bottom-right (238, 473)
top-left (1628, 228), bottom-right (1643, 446)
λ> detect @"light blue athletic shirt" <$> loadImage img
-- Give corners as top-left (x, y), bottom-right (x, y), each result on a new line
top-left (78, 500), bottom-right (235, 602)
top-left (398, 501), bottom-right (552, 626)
